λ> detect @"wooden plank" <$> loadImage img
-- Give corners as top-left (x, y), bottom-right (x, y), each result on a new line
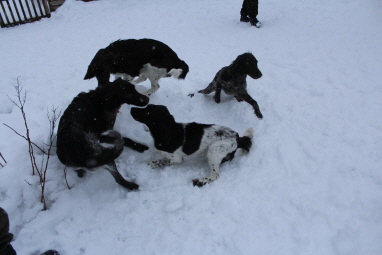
top-left (18, 0), bottom-right (28, 21)
top-left (41, 0), bottom-right (50, 17)
top-left (12, 0), bottom-right (23, 23)
top-left (0, 10), bottom-right (5, 27)
top-left (0, 1), bottom-right (11, 26)
top-left (5, 0), bottom-right (16, 24)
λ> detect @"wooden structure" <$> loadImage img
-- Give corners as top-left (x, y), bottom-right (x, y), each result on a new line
top-left (0, 0), bottom-right (65, 28)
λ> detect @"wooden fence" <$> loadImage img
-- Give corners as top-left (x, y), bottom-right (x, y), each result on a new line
top-left (0, 0), bottom-right (54, 28)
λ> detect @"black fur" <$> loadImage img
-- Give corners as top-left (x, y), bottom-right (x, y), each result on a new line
top-left (191, 52), bottom-right (263, 119)
top-left (56, 79), bottom-right (150, 190)
top-left (84, 38), bottom-right (189, 96)
top-left (130, 104), bottom-right (253, 187)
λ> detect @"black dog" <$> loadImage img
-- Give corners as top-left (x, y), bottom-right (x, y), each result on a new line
top-left (190, 53), bottom-right (263, 119)
top-left (84, 38), bottom-right (189, 96)
top-left (130, 104), bottom-right (254, 187)
top-left (56, 79), bottom-right (149, 190)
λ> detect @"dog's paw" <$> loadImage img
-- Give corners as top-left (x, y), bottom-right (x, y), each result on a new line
top-left (75, 169), bottom-right (86, 178)
top-left (148, 160), bottom-right (163, 168)
top-left (192, 178), bottom-right (208, 187)
top-left (214, 96), bottom-right (221, 104)
top-left (148, 158), bottom-right (171, 168)
top-left (188, 93), bottom-right (195, 98)
top-left (126, 182), bottom-right (139, 191)
top-left (255, 110), bottom-right (263, 119)
top-left (142, 90), bottom-right (153, 97)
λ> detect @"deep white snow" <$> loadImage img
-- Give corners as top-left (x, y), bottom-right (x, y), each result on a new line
top-left (1, 0), bottom-right (382, 254)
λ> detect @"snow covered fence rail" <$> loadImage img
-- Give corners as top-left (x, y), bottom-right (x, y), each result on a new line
top-left (0, 0), bottom-right (50, 28)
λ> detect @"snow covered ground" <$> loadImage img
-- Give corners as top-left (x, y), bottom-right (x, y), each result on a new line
top-left (1, 0), bottom-right (381, 254)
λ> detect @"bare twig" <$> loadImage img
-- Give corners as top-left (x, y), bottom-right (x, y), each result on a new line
top-left (0, 153), bottom-right (5, 167)
top-left (5, 78), bottom-right (62, 210)
top-left (3, 123), bottom-right (46, 154)
top-left (63, 165), bottom-right (71, 190)
top-left (7, 79), bottom-right (39, 175)
top-left (0, 153), bottom-right (6, 164)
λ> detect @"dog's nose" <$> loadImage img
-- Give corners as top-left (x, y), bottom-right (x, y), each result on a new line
top-left (141, 96), bottom-right (150, 105)
top-left (250, 71), bottom-right (262, 79)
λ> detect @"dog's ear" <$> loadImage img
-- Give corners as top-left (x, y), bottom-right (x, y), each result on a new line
top-left (84, 66), bottom-right (95, 80)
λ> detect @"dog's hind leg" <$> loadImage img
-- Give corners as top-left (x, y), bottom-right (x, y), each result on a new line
top-left (105, 161), bottom-right (139, 190)
top-left (123, 137), bottom-right (149, 153)
top-left (192, 139), bottom-right (237, 187)
top-left (198, 80), bottom-right (216, 95)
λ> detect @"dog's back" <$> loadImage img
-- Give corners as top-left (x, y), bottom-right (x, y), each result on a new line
top-left (57, 79), bottom-right (149, 168)
top-left (84, 38), bottom-right (189, 83)
top-left (56, 90), bottom-right (123, 167)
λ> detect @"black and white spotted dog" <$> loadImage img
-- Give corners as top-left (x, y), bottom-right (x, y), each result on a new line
top-left (56, 79), bottom-right (149, 190)
top-left (130, 104), bottom-right (254, 187)
top-left (190, 52), bottom-right (263, 119)
top-left (84, 38), bottom-right (189, 96)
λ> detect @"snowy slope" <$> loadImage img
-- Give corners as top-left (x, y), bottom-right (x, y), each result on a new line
top-left (0, 0), bottom-right (382, 254)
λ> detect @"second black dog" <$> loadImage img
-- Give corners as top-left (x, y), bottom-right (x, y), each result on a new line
top-left (191, 53), bottom-right (263, 119)
top-left (56, 79), bottom-right (149, 190)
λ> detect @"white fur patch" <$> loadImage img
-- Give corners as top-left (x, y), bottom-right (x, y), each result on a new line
top-left (113, 73), bottom-right (133, 81)
top-left (167, 68), bottom-right (183, 79)
top-left (138, 64), bottom-right (168, 96)
top-left (150, 125), bottom-right (242, 186)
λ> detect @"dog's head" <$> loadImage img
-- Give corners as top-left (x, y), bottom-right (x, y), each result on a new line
top-left (130, 104), bottom-right (175, 126)
top-left (99, 79), bottom-right (149, 107)
top-left (168, 60), bottom-right (189, 79)
top-left (178, 60), bottom-right (189, 79)
top-left (84, 49), bottom-right (116, 83)
top-left (234, 53), bottom-right (262, 79)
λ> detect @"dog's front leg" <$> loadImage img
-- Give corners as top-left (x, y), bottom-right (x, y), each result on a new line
top-left (123, 137), bottom-right (149, 152)
top-left (213, 83), bottom-right (222, 103)
top-left (148, 158), bottom-right (172, 168)
top-left (132, 73), bottom-right (147, 84)
top-left (143, 78), bottom-right (160, 97)
top-left (238, 92), bottom-right (263, 119)
top-left (149, 153), bottom-right (183, 168)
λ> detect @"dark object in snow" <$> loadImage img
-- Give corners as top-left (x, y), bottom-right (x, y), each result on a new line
top-left (0, 207), bottom-right (16, 255)
top-left (190, 52), bottom-right (263, 119)
top-left (84, 38), bottom-right (189, 97)
top-left (130, 104), bottom-right (253, 187)
top-left (56, 79), bottom-right (149, 190)
top-left (40, 250), bottom-right (60, 255)
top-left (0, 207), bottom-right (60, 255)
top-left (240, 0), bottom-right (261, 28)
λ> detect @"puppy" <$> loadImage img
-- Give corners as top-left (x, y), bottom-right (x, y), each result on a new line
top-left (130, 104), bottom-right (254, 187)
top-left (191, 53), bottom-right (263, 119)
top-left (84, 38), bottom-right (189, 96)
top-left (56, 79), bottom-right (149, 190)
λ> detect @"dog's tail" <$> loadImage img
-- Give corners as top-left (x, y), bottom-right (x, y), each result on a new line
top-left (237, 128), bottom-right (254, 154)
